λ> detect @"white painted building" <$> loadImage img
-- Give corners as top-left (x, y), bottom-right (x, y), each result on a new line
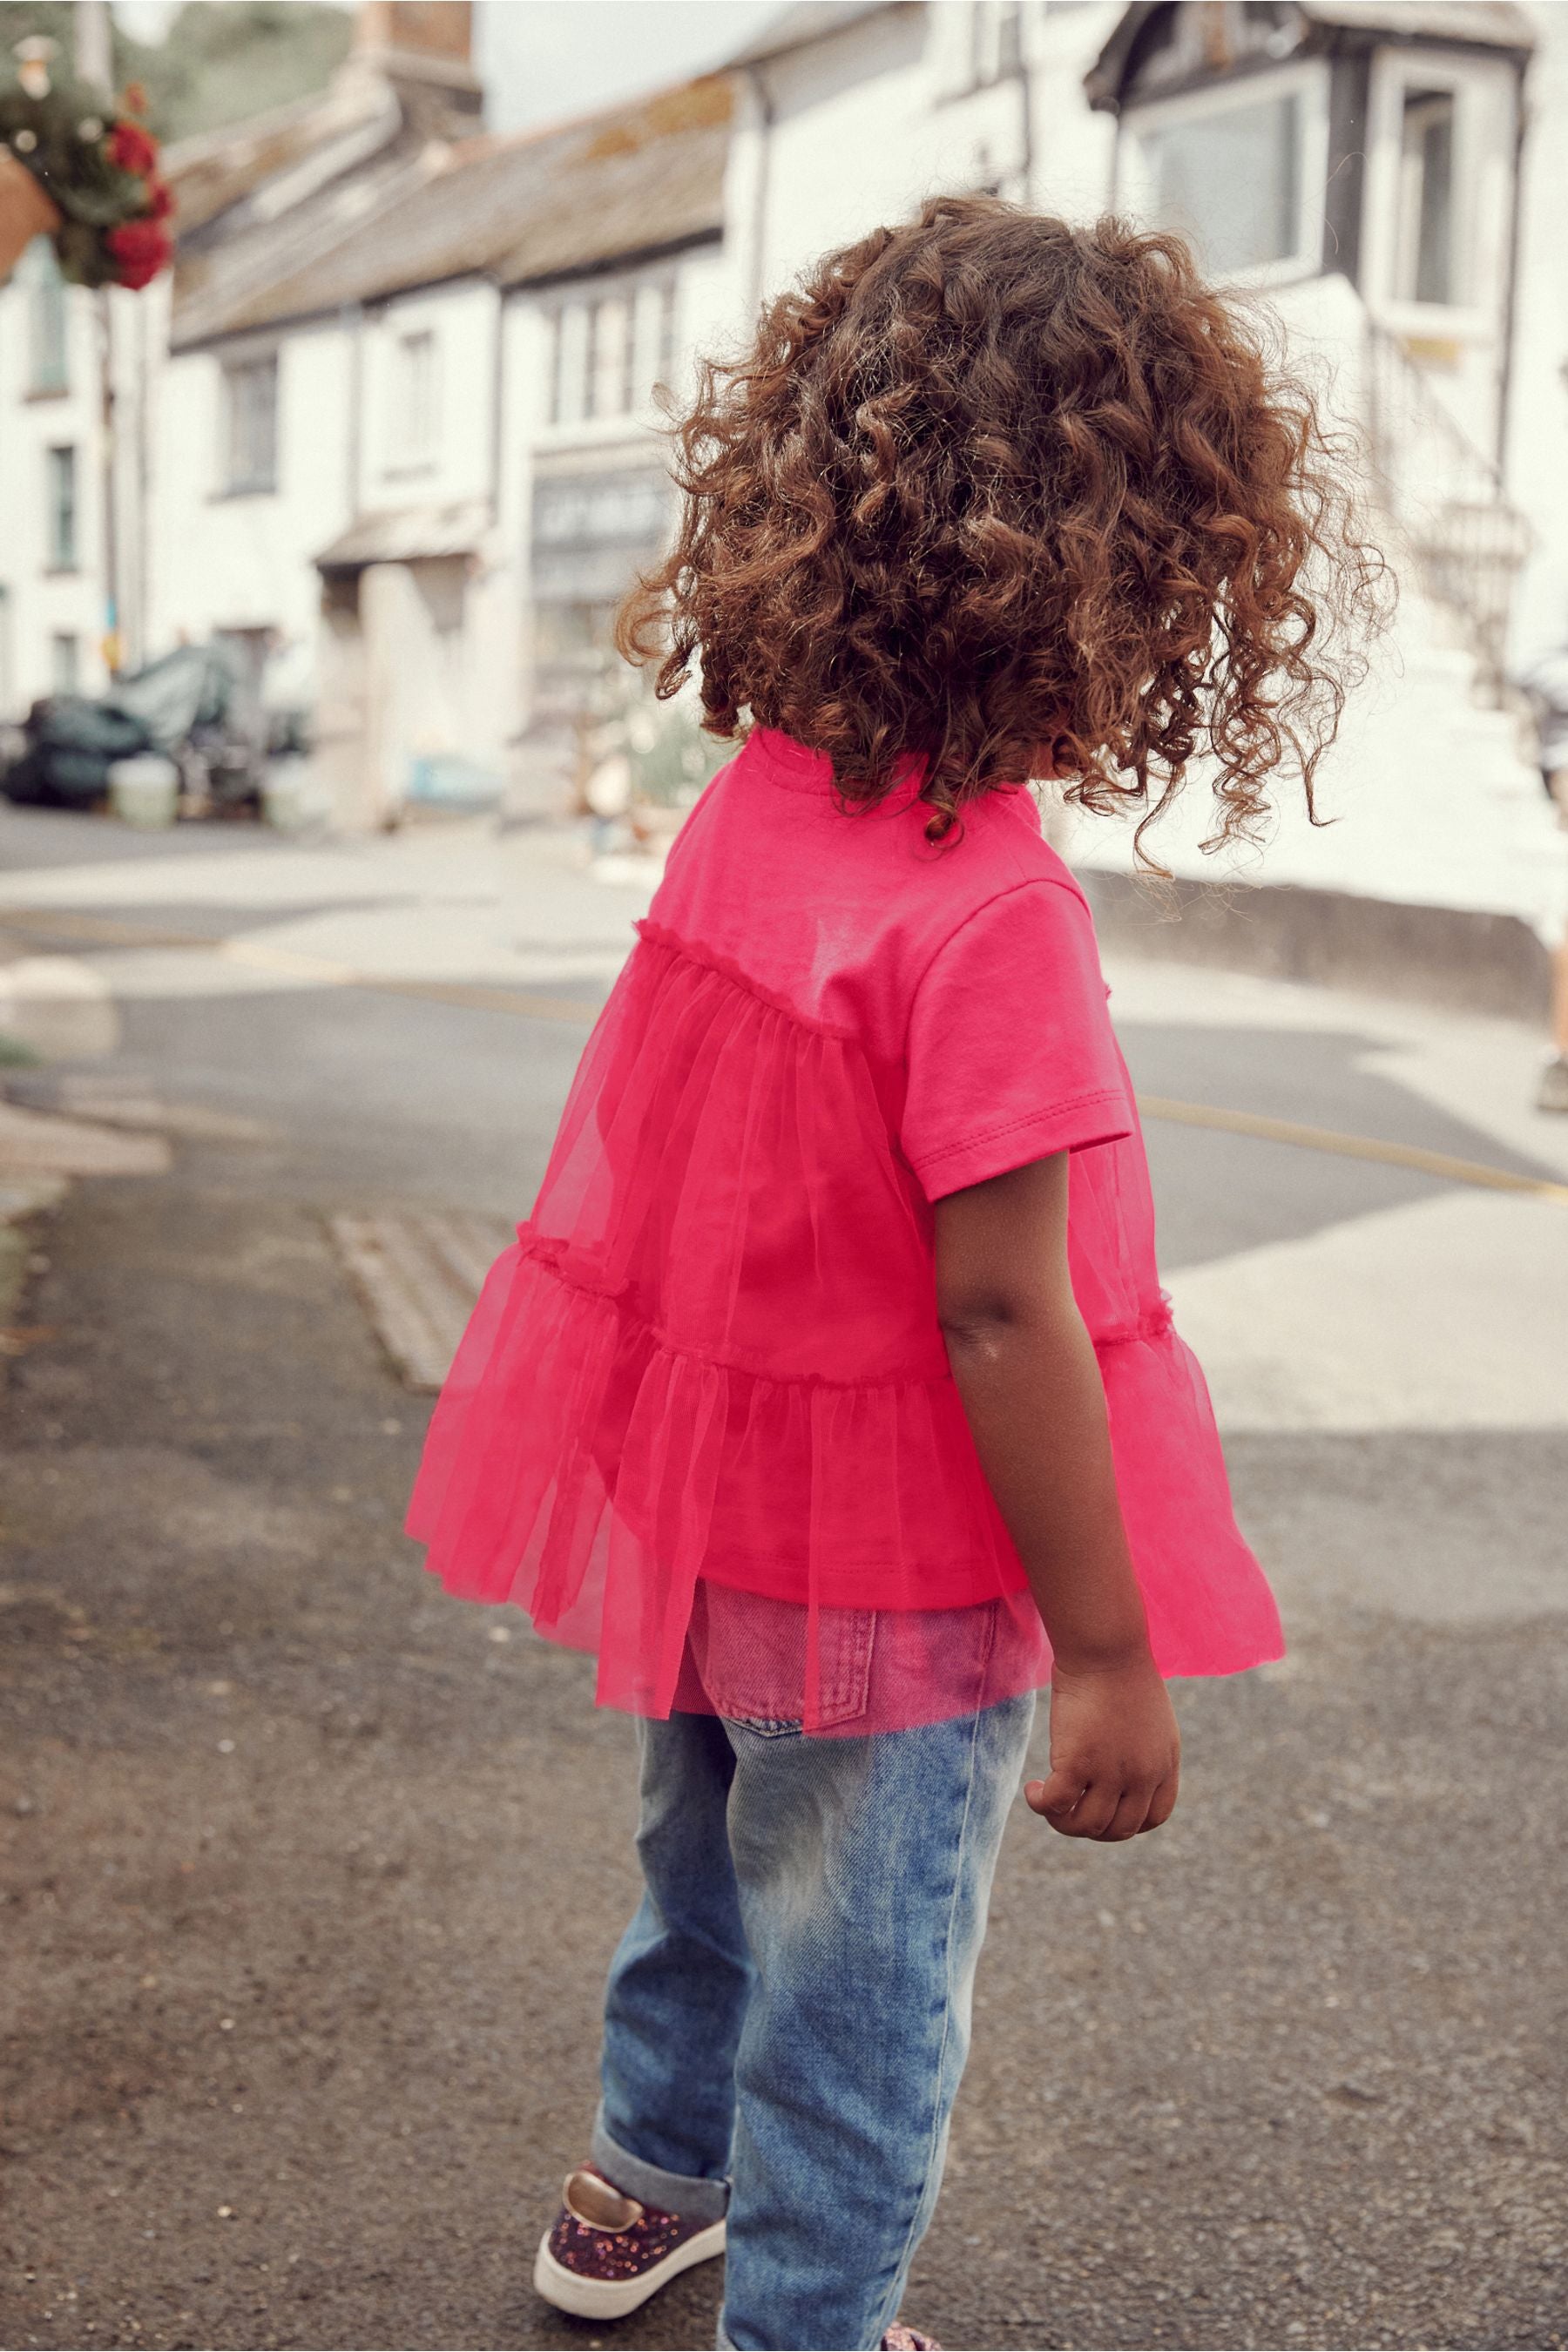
top-left (719, 1), bottom-right (1565, 970)
top-left (0, 235), bottom-right (115, 709)
top-left (138, 4), bottom-right (739, 826)
top-left (3, 0), bottom-right (1565, 986)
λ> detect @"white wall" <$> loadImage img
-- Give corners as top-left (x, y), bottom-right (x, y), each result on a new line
top-left (1060, 269), bottom-right (1565, 941)
top-left (495, 289), bottom-right (546, 742)
top-left (730, 7), bottom-right (939, 301)
top-left (1026, 2), bottom-right (1121, 221)
top-left (150, 317), bottom-right (355, 669)
top-left (720, 1), bottom-right (1563, 944)
top-left (725, 0), bottom-right (1119, 315)
top-left (0, 246), bottom-right (109, 713)
top-left (358, 276), bottom-right (499, 508)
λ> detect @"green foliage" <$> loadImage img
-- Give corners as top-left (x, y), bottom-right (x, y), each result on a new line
top-left (627, 690), bottom-right (730, 808)
top-left (0, 5), bottom-right (162, 114)
top-left (138, 3), bottom-right (355, 144)
top-left (0, 2), bottom-right (352, 144)
top-left (580, 651), bottom-right (728, 810)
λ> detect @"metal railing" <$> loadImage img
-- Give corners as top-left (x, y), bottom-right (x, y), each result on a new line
top-left (1363, 320), bottom-right (1531, 704)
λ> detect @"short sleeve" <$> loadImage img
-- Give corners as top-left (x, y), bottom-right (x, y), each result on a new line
top-left (900, 881), bottom-right (1133, 1200)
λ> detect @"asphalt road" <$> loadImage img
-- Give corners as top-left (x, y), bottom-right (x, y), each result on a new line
top-left (1, 806), bottom-right (1565, 2352)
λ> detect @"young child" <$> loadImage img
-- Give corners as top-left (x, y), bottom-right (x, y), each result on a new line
top-left (407, 199), bottom-right (1380, 2352)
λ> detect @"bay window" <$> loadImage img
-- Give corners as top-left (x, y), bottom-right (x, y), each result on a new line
top-left (1119, 64), bottom-right (1328, 285)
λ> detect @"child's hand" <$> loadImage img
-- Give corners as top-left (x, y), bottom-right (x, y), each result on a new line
top-left (1024, 1654), bottom-right (1180, 1840)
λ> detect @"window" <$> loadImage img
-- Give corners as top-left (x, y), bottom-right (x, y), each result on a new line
top-left (1121, 68), bottom-right (1327, 283)
top-left (223, 353), bottom-right (279, 493)
top-left (1142, 92), bottom-right (1299, 274)
top-left (394, 328), bottom-right (439, 460)
top-left (50, 632), bottom-right (79, 694)
top-left (45, 445), bottom-right (78, 571)
top-left (27, 241), bottom-right (68, 395)
top-left (1396, 87), bottom-right (1457, 306)
top-left (651, 277), bottom-right (677, 395)
top-left (546, 306), bottom-right (564, 426)
top-left (548, 299), bottom-right (591, 427)
top-left (545, 274), bottom-right (679, 427)
top-left (586, 292), bottom-right (632, 422)
top-left (1364, 53), bottom-right (1515, 327)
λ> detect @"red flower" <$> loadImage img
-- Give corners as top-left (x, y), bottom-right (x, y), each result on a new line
top-left (145, 177), bottom-right (173, 221)
top-left (106, 217), bottom-right (172, 289)
top-left (106, 118), bottom-right (159, 177)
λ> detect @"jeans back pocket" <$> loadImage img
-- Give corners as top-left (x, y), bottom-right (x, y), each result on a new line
top-left (689, 1585), bottom-right (876, 1733)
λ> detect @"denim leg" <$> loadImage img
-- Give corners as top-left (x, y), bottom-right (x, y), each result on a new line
top-left (595, 1709), bottom-right (754, 2220)
top-left (717, 1693), bottom-right (1036, 2352)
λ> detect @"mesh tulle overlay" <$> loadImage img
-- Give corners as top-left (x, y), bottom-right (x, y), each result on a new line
top-left (407, 918), bottom-right (1283, 1736)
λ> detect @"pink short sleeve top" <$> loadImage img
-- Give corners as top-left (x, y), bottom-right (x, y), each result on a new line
top-left (407, 727), bottom-right (1282, 1732)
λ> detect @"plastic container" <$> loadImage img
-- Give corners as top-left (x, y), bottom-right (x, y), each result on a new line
top-left (260, 759), bottom-right (328, 831)
top-left (107, 754), bottom-right (179, 829)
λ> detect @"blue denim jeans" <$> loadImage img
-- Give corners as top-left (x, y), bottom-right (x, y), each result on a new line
top-left (590, 1693), bottom-right (1036, 2351)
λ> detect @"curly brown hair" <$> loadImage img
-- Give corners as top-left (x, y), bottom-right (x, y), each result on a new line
top-left (617, 196), bottom-right (1388, 850)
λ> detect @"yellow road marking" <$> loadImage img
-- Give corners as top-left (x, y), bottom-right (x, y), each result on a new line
top-left (1137, 1095), bottom-right (1568, 1209)
top-left (0, 907), bottom-right (218, 952)
top-left (5, 904), bottom-right (1566, 1203)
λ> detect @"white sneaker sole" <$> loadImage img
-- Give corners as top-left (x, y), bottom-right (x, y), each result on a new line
top-left (532, 2215), bottom-right (727, 2320)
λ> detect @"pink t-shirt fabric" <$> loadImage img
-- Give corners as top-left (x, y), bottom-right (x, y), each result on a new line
top-left (406, 726), bottom-right (1283, 1733)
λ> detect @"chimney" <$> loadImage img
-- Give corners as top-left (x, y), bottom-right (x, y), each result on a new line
top-left (351, 1), bottom-right (483, 138)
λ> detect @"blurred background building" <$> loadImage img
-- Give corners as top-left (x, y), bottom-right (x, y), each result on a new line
top-left (1, 0), bottom-right (1565, 961)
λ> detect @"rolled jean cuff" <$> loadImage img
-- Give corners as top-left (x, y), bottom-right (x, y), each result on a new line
top-left (590, 2110), bottom-right (730, 2227)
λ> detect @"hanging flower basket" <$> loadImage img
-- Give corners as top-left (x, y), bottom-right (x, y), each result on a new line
top-left (0, 38), bottom-right (172, 291)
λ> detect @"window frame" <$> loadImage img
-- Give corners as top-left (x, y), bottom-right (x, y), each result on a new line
top-left (220, 349), bottom-right (280, 497)
top-left (586, 289), bottom-right (633, 422)
top-left (1359, 46), bottom-right (1515, 340)
top-left (24, 240), bottom-right (69, 398)
top-left (550, 298), bottom-right (591, 430)
top-left (390, 326), bottom-right (440, 466)
top-left (538, 267), bottom-right (680, 437)
top-left (44, 443), bottom-right (78, 573)
top-left (1115, 57), bottom-right (1332, 289)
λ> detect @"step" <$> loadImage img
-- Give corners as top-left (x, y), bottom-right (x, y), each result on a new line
top-left (329, 1209), bottom-right (517, 1392)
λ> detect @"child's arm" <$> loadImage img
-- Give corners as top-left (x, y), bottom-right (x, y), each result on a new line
top-left (934, 1152), bottom-right (1180, 1841)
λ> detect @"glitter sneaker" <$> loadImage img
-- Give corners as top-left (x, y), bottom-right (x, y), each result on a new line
top-left (532, 2161), bottom-right (727, 2321)
top-left (882, 2329), bottom-right (941, 2349)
